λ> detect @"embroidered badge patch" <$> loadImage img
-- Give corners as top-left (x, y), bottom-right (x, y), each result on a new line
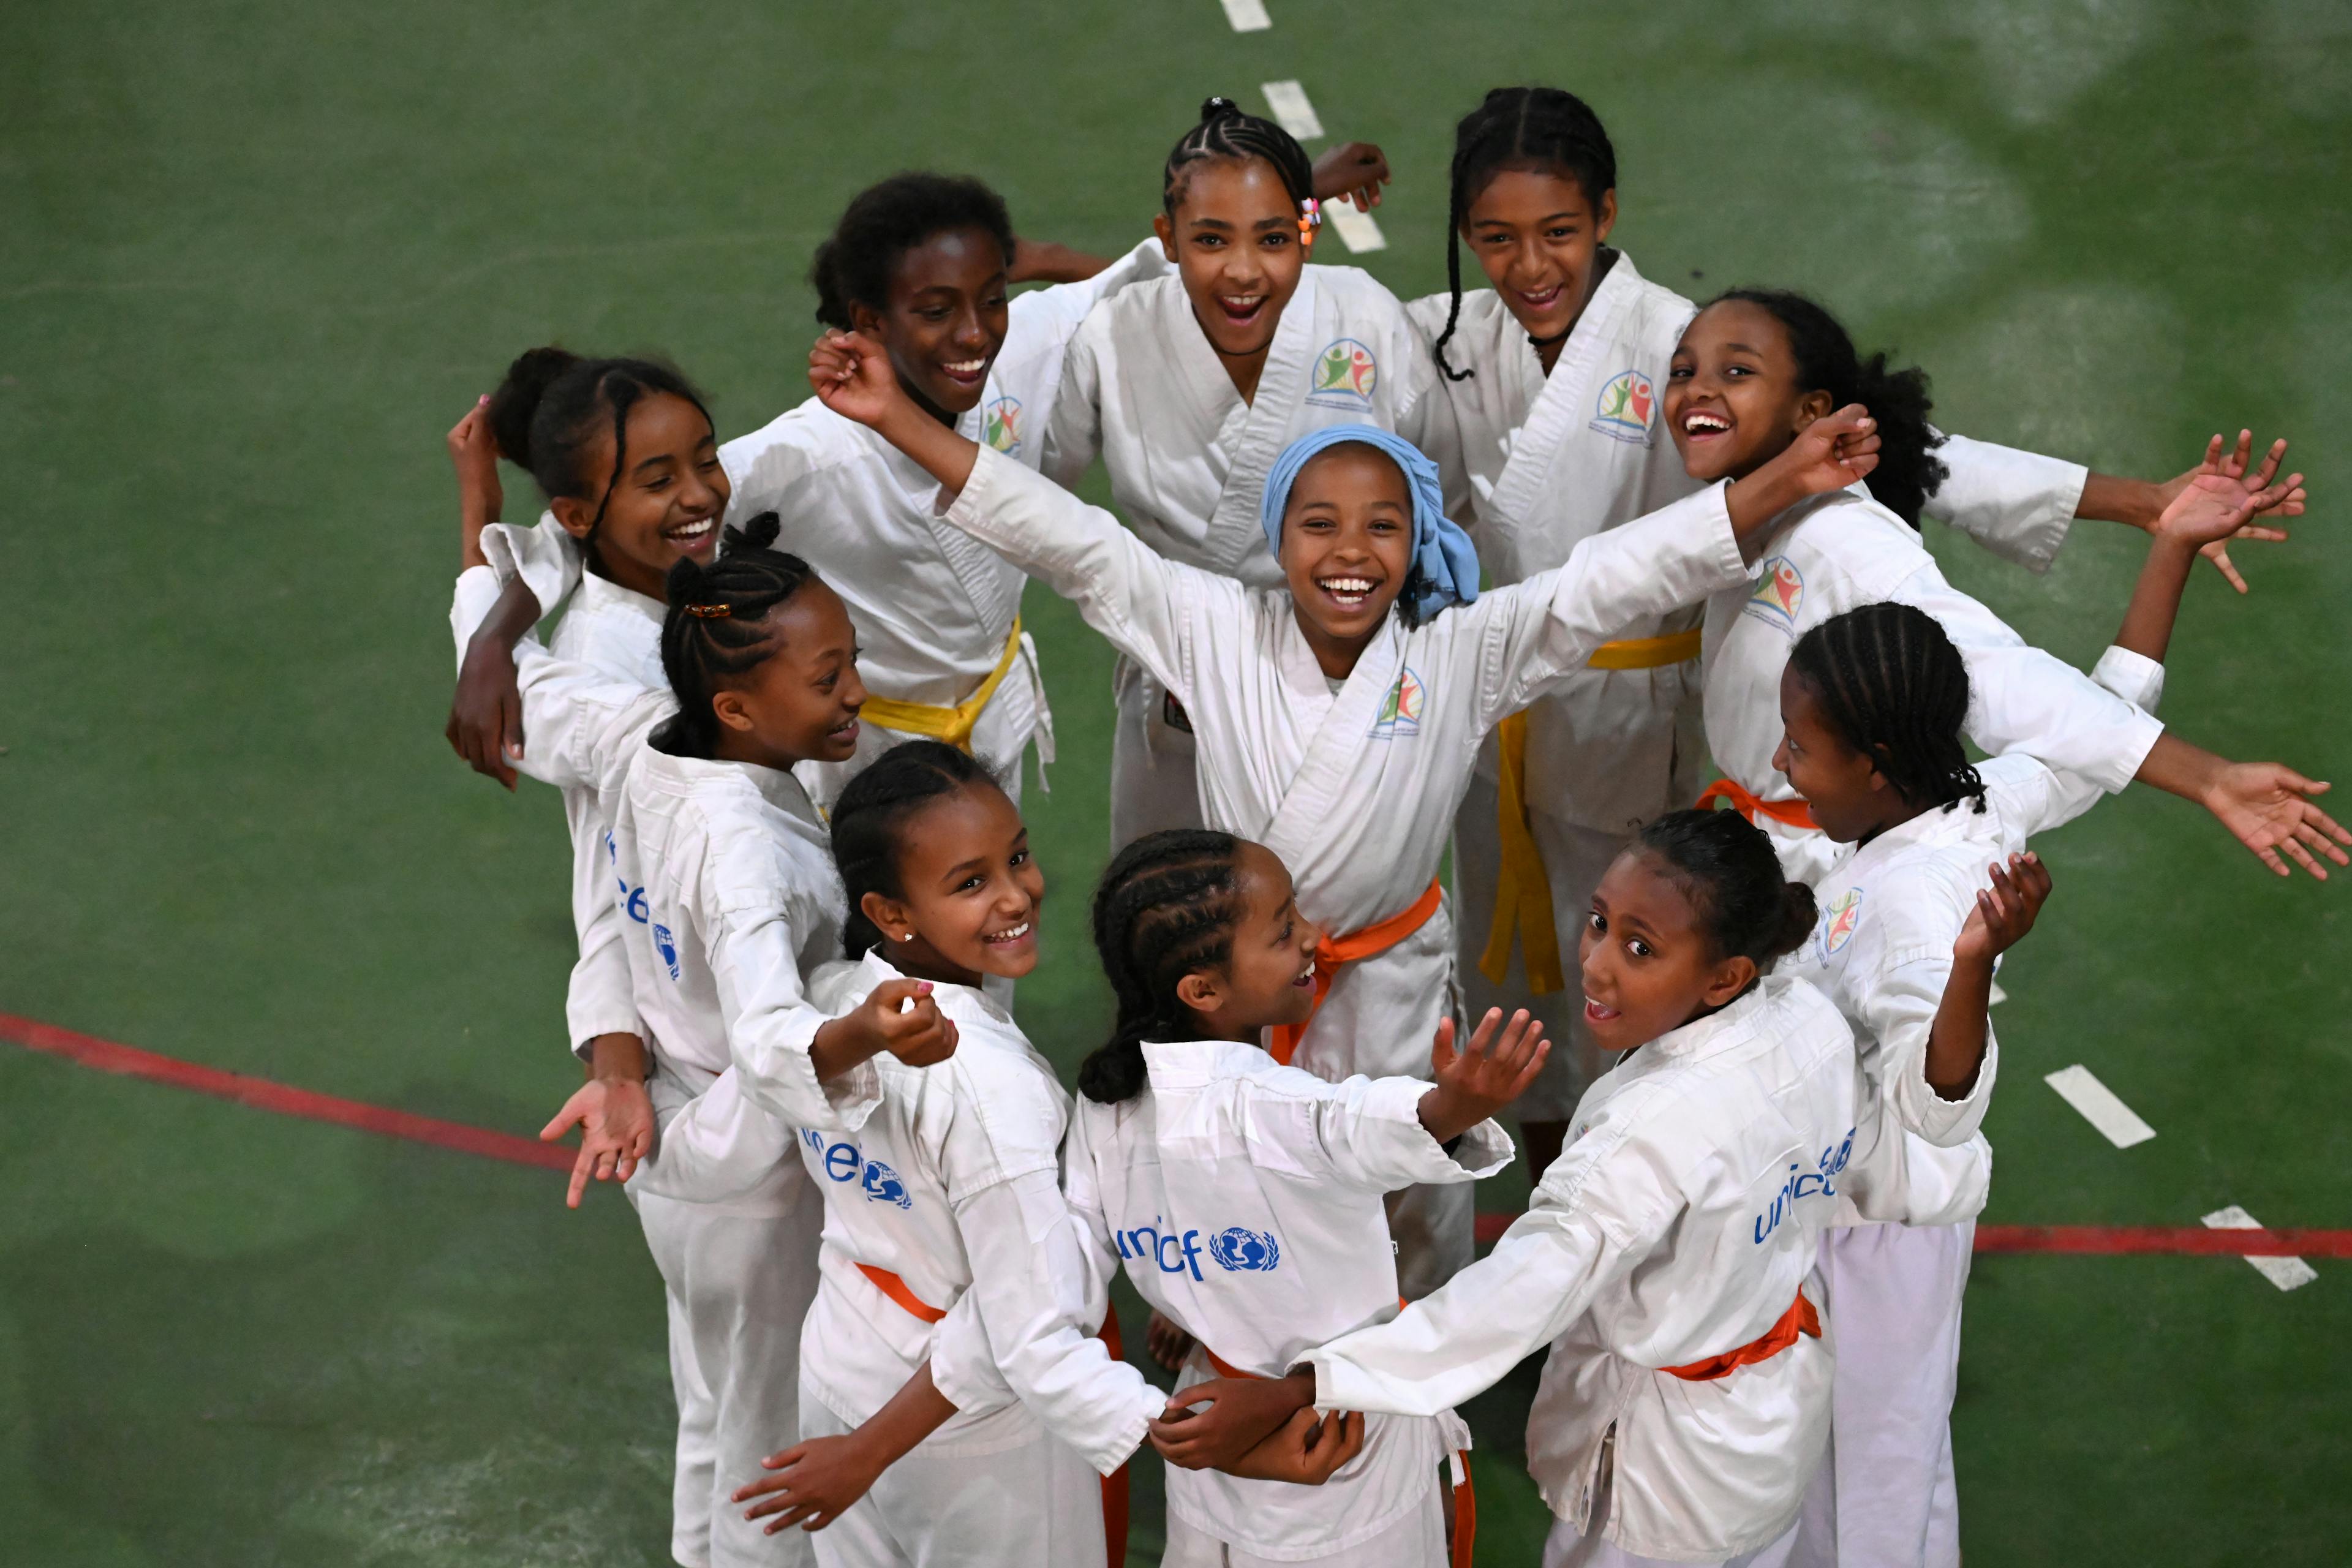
top-left (1306, 337), bottom-right (1378, 409)
top-left (1742, 556), bottom-right (1804, 633)
top-left (982, 395), bottom-right (1022, 456)
top-left (1368, 666), bottom-right (1424, 739)
top-left (1819, 888), bottom-right (1863, 960)
top-left (1589, 368), bottom-right (1656, 444)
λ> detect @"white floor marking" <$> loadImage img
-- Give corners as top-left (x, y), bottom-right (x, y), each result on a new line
top-left (1221, 0), bottom-right (1272, 30)
top-left (1260, 80), bottom-right (1324, 138)
top-left (2203, 1205), bottom-right (2318, 1291)
top-left (2043, 1064), bottom-right (2155, 1148)
top-left (1988, 979), bottom-right (2007, 1006)
top-left (1327, 205), bottom-right (1385, 252)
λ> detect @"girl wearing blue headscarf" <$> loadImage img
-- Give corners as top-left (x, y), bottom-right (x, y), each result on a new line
top-left (812, 326), bottom-right (1879, 1297)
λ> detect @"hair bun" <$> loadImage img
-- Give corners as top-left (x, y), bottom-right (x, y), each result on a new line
top-left (1770, 880), bottom-right (1820, 963)
top-left (726, 510), bottom-right (782, 554)
top-left (663, 551), bottom-right (712, 607)
top-left (1199, 96), bottom-right (1240, 122)
top-left (486, 345), bottom-right (581, 469)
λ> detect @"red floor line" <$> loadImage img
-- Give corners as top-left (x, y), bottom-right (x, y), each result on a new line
top-left (0, 1011), bottom-right (574, 1172)
top-left (1471, 1211), bottom-right (2349, 1257)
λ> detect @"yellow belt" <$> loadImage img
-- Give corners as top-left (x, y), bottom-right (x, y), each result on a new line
top-left (856, 616), bottom-right (1026, 753)
top-left (1477, 628), bottom-right (1703, 995)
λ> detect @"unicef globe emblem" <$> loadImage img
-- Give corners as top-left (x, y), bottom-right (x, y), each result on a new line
top-left (1207, 1227), bottom-right (1281, 1273)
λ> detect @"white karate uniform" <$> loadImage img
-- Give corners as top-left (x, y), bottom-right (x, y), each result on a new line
top-left (1062, 1036), bottom-right (1513, 1564)
top-left (940, 445), bottom-right (1752, 1292)
top-left (1410, 258), bottom-right (2089, 1123)
top-left (483, 239), bottom-right (1167, 810)
top-left (1702, 487), bottom-right (2166, 888)
top-left (1044, 263), bottom-right (1455, 848)
top-left (1773, 677), bottom-right (2160, 1568)
top-left (1303, 977), bottom-right (1988, 1566)
top-left (780, 951), bottom-right (1164, 1568)
top-left (461, 597), bottom-right (887, 1568)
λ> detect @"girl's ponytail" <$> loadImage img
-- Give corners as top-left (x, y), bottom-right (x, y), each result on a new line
top-left (1788, 603), bottom-right (1986, 815)
top-left (486, 346), bottom-right (580, 470)
top-left (1082, 830), bottom-right (1248, 1104)
top-left (650, 514), bottom-right (821, 759)
top-left (1637, 809), bottom-right (1817, 968)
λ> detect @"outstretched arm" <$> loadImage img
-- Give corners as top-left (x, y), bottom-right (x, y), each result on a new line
top-left (1925, 854), bottom-right (2052, 1101)
top-left (2114, 461), bottom-right (2305, 662)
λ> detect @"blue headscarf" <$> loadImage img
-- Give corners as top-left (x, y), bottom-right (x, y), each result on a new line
top-left (1257, 424), bottom-right (1479, 624)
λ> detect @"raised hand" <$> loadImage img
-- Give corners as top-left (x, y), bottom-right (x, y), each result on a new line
top-left (539, 1065), bottom-right (656, 1209)
top-left (733, 1434), bottom-right (883, 1535)
top-left (1417, 1008), bottom-right (1550, 1144)
top-left (854, 978), bottom-right (961, 1068)
top-left (1953, 854), bottom-right (2053, 967)
top-left (1218, 1406), bottom-right (1366, 1483)
top-left (447, 394), bottom-right (503, 566)
top-left (1311, 141), bottom-right (1391, 211)
top-left (2202, 764), bottom-right (2351, 880)
top-left (2153, 470), bottom-right (2304, 554)
top-left (1785, 403), bottom-right (1881, 492)
top-left (808, 330), bottom-right (907, 428)
top-left (2157, 432), bottom-right (2308, 593)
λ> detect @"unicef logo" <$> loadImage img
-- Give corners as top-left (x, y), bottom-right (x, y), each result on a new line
top-left (1208, 1227), bottom-right (1281, 1273)
top-left (653, 922), bottom-right (681, 980)
top-left (862, 1159), bottom-right (913, 1210)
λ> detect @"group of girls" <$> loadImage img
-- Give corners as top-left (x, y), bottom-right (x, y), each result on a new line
top-left (437, 85), bottom-right (2335, 1568)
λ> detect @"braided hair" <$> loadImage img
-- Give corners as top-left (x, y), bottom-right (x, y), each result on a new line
top-left (811, 172), bottom-right (1016, 331)
top-left (486, 349), bottom-right (715, 553)
top-left (1433, 86), bottom-right (1618, 382)
top-left (1163, 97), bottom-right (1317, 222)
top-left (831, 740), bottom-right (998, 957)
top-left (1080, 830), bottom-right (1248, 1104)
top-left (1711, 288), bottom-right (1949, 527)
top-left (650, 512), bottom-right (822, 759)
top-left (1788, 603), bottom-right (1986, 815)
top-left (1638, 809), bottom-right (1819, 969)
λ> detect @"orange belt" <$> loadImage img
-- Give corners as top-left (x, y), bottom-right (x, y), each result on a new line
top-left (1659, 1291), bottom-right (1821, 1382)
top-left (1199, 1332), bottom-right (1472, 1568)
top-left (859, 1265), bottom-right (1130, 1567)
top-left (1268, 876), bottom-right (1445, 1066)
top-left (1695, 776), bottom-right (1819, 832)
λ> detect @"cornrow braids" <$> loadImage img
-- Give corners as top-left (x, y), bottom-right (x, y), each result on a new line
top-left (649, 512), bottom-right (821, 760)
top-left (1638, 810), bottom-right (1818, 968)
top-left (831, 740), bottom-right (998, 958)
top-left (486, 349), bottom-right (715, 541)
top-left (1080, 829), bottom-right (1247, 1104)
top-left (1788, 603), bottom-right (1986, 815)
top-left (1434, 86), bottom-right (1618, 382)
top-left (810, 172), bottom-right (1016, 331)
top-left (1163, 97), bottom-right (1317, 228)
top-left (1711, 288), bottom-right (1949, 526)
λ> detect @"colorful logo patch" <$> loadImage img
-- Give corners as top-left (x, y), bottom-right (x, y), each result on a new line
top-left (1819, 888), bottom-right (1863, 960)
top-left (1368, 665), bottom-right (1424, 739)
top-left (861, 1159), bottom-right (914, 1210)
top-left (653, 922), bottom-right (680, 981)
top-left (981, 395), bottom-right (1022, 456)
top-left (1306, 337), bottom-right (1378, 409)
top-left (1743, 556), bottom-right (1804, 633)
top-left (1589, 368), bottom-right (1656, 444)
top-left (1208, 1227), bottom-right (1283, 1273)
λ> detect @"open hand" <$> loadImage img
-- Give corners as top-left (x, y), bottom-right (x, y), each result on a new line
top-left (2202, 764), bottom-right (2351, 880)
top-left (1219, 1406), bottom-right (1366, 1483)
top-left (540, 1066), bottom-right (656, 1209)
top-left (808, 330), bottom-right (906, 428)
top-left (733, 1434), bottom-right (883, 1534)
top-left (1952, 854), bottom-right (2052, 967)
top-left (1418, 1008), bottom-right (1550, 1144)
top-left (2155, 432), bottom-right (2307, 593)
top-left (1147, 1372), bottom-right (1316, 1471)
top-left (1311, 141), bottom-right (1390, 211)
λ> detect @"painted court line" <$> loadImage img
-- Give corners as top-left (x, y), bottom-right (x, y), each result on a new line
top-left (1326, 205), bottom-right (1386, 253)
top-left (2044, 1063), bottom-right (2156, 1148)
top-left (0, 1011), bottom-right (574, 1172)
top-left (2204, 1205), bottom-right (2321, 1291)
top-left (1219, 0), bottom-right (1272, 31)
top-left (1259, 80), bottom-right (1323, 140)
top-left (1470, 1211), bottom-right (2351, 1257)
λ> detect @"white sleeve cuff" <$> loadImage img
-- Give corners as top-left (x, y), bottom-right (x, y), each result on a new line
top-left (2090, 644), bottom-right (2166, 715)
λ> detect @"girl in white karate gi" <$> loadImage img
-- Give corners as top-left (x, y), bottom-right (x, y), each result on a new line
top-left (1068, 828), bottom-right (1547, 1567)
top-left (1664, 288), bottom-right (2342, 888)
top-left (460, 522), bottom-right (964, 1568)
top-left (814, 326), bottom-right (1880, 1294)
top-left (1041, 97), bottom-right (1460, 848)
top-left (450, 173), bottom-right (1163, 811)
top-left (1763, 469), bottom-right (2309, 1568)
top-left (1212, 809), bottom-right (1988, 1567)
top-left (1406, 86), bottom-right (2304, 1180)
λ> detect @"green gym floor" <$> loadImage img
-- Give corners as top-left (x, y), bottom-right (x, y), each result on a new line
top-left (4, 1), bottom-right (2347, 1562)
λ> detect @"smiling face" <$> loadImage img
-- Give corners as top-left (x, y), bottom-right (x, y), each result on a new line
top-left (1174, 840), bottom-right (1322, 1039)
top-left (1772, 662), bottom-right (1901, 845)
top-left (1461, 165), bottom-right (1617, 345)
top-left (858, 778), bottom-right (1044, 986)
top-left (848, 225), bottom-right (1010, 422)
top-left (1154, 157), bottom-right (1311, 363)
top-left (709, 579), bottom-right (868, 771)
top-left (551, 392), bottom-right (729, 600)
top-left (1276, 443), bottom-right (1414, 675)
top-left (1577, 849), bottom-right (1757, 1055)
top-left (1664, 299), bottom-right (1834, 485)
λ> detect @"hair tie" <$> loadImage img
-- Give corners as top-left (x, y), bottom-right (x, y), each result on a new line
top-left (1297, 196), bottom-right (1321, 243)
top-left (685, 602), bottom-right (732, 619)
